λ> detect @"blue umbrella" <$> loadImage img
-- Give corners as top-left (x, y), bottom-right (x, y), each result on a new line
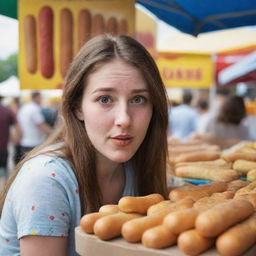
top-left (1, 0), bottom-right (256, 36)
top-left (138, 0), bottom-right (256, 35)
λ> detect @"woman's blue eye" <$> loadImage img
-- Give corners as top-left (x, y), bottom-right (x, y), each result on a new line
top-left (131, 96), bottom-right (146, 104)
top-left (98, 96), bottom-right (111, 104)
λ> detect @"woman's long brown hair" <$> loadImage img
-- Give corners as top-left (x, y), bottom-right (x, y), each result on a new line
top-left (0, 35), bottom-right (169, 214)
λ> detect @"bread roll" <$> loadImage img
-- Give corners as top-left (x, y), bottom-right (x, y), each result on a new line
top-left (178, 229), bottom-right (215, 256)
top-left (233, 160), bottom-right (256, 174)
top-left (169, 182), bottom-right (227, 201)
top-left (195, 199), bottom-right (254, 237)
top-left (234, 193), bottom-right (256, 207)
top-left (226, 179), bottom-right (250, 192)
top-left (163, 208), bottom-right (200, 234)
top-left (142, 225), bottom-right (177, 249)
top-left (193, 191), bottom-right (234, 211)
top-left (175, 158), bottom-right (231, 168)
top-left (80, 212), bottom-right (112, 233)
top-left (235, 181), bottom-right (256, 196)
top-left (175, 166), bottom-right (239, 182)
top-left (173, 151), bottom-right (220, 163)
top-left (147, 200), bottom-right (173, 216)
top-left (247, 169), bottom-right (256, 181)
top-left (118, 194), bottom-right (164, 214)
top-left (221, 152), bottom-right (256, 162)
top-left (216, 212), bottom-right (256, 256)
top-left (121, 198), bottom-right (194, 242)
top-left (99, 204), bottom-right (119, 214)
top-left (93, 212), bottom-right (141, 240)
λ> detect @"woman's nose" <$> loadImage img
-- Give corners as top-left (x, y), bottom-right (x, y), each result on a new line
top-left (114, 103), bottom-right (131, 128)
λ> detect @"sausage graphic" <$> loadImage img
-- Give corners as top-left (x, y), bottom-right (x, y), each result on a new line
top-left (118, 18), bottom-right (128, 35)
top-left (39, 6), bottom-right (54, 78)
top-left (60, 8), bottom-right (73, 78)
top-left (106, 17), bottom-right (118, 35)
top-left (77, 9), bottom-right (91, 50)
top-left (24, 15), bottom-right (37, 74)
top-left (92, 14), bottom-right (105, 37)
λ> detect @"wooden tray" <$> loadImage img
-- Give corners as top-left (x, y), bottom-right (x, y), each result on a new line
top-left (75, 227), bottom-right (256, 256)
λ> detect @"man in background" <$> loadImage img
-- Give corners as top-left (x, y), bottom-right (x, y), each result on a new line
top-left (169, 90), bottom-right (198, 141)
top-left (0, 96), bottom-right (21, 186)
top-left (17, 91), bottom-right (52, 161)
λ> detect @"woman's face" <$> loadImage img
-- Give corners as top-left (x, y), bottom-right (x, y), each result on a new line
top-left (77, 60), bottom-right (153, 163)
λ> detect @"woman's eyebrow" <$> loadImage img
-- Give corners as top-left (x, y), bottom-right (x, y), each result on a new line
top-left (131, 89), bottom-right (149, 93)
top-left (92, 88), bottom-right (149, 94)
top-left (92, 88), bottom-right (114, 93)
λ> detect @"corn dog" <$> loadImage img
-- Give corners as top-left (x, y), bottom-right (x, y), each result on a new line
top-left (122, 198), bottom-right (194, 242)
top-left (175, 166), bottom-right (239, 182)
top-left (178, 229), bottom-right (215, 256)
top-left (169, 182), bottom-right (227, 201)
top-left (99, 204), bottom-right (119, 214)
top-left (93, 212), bottom-right (141, 240)
top-left (147, 200), bottom-right (173, 216)
top-left (80, 212), bottom-right (111, 233)
top-left (142, 225), bottom-right (177, 249)
top-left (118, 193), bottom-right (164, 214)
top-left (216, 212), bottom-right (256, 256)
top-left (233, 160), bottom-right (256, 174)
top-left (195, 199), bottom-right (254, 237)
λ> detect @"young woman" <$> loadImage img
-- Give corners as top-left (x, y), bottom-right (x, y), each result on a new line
top-left (0, 35), bottom-right (169, 256)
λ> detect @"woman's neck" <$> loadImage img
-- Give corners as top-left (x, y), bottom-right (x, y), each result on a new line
top-left (96, 154), bottom-right (125, 204)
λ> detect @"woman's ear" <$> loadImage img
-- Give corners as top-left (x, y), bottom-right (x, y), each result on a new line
top-left (75, 108), bottom-right (84, 121)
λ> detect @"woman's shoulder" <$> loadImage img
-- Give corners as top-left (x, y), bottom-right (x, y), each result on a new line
top-left (17, 146), bottom-right (77, 188)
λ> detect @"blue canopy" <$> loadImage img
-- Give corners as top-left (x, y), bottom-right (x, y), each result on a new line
top-left (138, 0), bottom-right (256, 36)
top-left (1, 0), bottom-right (256, 36)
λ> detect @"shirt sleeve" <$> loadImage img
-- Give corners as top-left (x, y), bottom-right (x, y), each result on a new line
top-left (13, 159), bottom-right (72, 239)
top-left (31, 107), bottom-right (45, 125)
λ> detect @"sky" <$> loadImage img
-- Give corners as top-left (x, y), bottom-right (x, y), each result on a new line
top-left (0, 15), bottom-right (18, 60)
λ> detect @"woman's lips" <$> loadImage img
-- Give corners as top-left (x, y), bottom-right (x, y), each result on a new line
top-left (111, 135), bottom-right (133, 147)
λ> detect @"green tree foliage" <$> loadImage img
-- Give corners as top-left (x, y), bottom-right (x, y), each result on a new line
top-left (0, 53), bottom-right (18, 82)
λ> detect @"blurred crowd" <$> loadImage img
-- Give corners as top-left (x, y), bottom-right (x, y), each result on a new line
top-left (168, 87), bottom-right (256, 148)
top-left (1, 87), bottom-right (256, 191)
top-left (0, 91), bottom-right (60, 189)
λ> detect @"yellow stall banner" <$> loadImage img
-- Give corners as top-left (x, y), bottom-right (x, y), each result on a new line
top-left (135, 6), bottom-right (157, 57)
top-left (157, 52), bottom-right (214, 88)
top-left (19, 0), bottom-right (135, 90)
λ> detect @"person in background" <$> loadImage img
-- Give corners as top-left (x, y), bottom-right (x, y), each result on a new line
top-left (0, 35), bottom-right (168, 256)
top-left (17, 91), bottom-right (52, 162)
top-left (169, 89), bottom-right (198, 141)
top-left (190, 95), bottom-right (250, 149)
top-left (195, 98), bottom-right (209, 134)
top-left (0, 96), bottom-right (21, 186)
top-left (10, 97), bottom-right (22, 165)
top-left (41, 97), bottom-right (60, 128)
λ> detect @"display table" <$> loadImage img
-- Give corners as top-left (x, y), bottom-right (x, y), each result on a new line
top-left (75, 227), bottom-right (256, 256)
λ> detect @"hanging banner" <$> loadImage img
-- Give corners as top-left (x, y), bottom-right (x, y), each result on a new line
top-left (216, 45), bottom-right (256, 85)
top-left (19, 0), bottom-right (135, 90)
top-left (157, 52), bottom-right (214, 88)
